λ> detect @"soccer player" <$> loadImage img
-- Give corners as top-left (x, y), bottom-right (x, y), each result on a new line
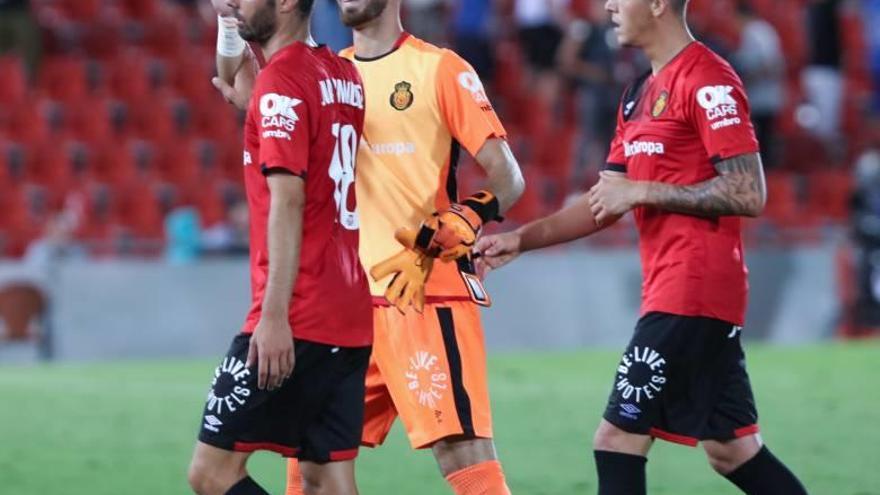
top-left (187, 1), bottom-right (372, 494)
top-left (476, 1), bottom-right (809, 494)
top-left (211, 0), bottom-right (525, 492)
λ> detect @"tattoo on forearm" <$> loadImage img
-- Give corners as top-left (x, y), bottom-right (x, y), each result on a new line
top-left (644, 153), bottom-right (766, 217)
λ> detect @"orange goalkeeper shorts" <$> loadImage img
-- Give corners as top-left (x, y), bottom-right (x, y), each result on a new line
top-left (362, 300), bottom-right (494, 449)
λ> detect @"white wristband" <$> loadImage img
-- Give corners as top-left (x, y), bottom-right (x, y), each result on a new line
top-left (217, 15), bottom-right (246, 57)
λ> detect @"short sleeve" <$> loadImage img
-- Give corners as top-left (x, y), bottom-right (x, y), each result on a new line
top-left (605, 104), bottom-right (626, 173)
top-left (253, 69), bottom-right (311, 178)
top-left (687, 63), bottom-right (760, 164)
top-left (436, 50), bottom-right (506, 157)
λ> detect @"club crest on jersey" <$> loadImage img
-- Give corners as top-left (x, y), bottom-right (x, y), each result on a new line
top-left (652, 90), bottom-right (669, 118)
top-left (390, 81), bottom-right (414, 111)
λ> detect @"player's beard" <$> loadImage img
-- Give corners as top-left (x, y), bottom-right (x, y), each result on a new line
top-left (237, 0), bottom-right (278, 44)
top-left (339, 0), bottom-right (388, 28)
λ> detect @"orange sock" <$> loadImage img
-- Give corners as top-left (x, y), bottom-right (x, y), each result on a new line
top-left (285, 458), bottom-right (305, 495)
top-left (445, 460), bottom-right (511, 495)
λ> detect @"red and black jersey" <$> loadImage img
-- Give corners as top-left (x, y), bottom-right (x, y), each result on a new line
top-left (241, 42), bottom-right (372, 347)
top-left (606, 42), bottom-right (760, 326)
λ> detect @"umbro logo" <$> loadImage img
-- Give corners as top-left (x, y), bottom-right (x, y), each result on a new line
top-left (620, 403), bottom-right (641, 414)
top-left (203, 414), bottom-right (223, 433)
top-left (619, 403), bottom-right (642, 420)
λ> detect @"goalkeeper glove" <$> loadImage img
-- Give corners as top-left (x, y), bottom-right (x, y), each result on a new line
top-left (370, 228), bottom-right (434, 313)
top-left (415, 190), bottom-right (501, 262)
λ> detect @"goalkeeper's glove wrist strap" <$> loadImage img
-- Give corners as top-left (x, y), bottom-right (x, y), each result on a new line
top-left (461, 190), bottom-right (502, 224)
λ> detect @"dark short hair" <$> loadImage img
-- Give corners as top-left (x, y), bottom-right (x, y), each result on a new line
top-left (298, 0), bottom-right (315, 16)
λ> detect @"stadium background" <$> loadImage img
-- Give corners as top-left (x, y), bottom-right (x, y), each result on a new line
top-left (0, 0), bottom-right (878, 493)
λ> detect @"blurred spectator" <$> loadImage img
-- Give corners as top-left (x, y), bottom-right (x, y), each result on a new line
top-left (451, 0), bottom-right (496, 81)
top-left (557, 0), bottom-right (617, 175)
top-left (850, 146), bottom-right (880, 326)
top-left (802, 0), bottom-right (843, 144)
top-left (514, 0), bottom-right (569, 141)
top-left (866, 0), bottom-right (880, 113)
top-left (312, 0), bottom-right (353, 53)
top-left (515, 0), bottom-right (567, 76)
top-left (164, 207), bottom-right (201, 265)
top-left (201, 200), bottom-right (249, 256)
top-left (732, 1), bottom-right (784, 169)
top-left (0, 0), bottom-right (41, 76)
top-left (404, 0), bottom-right (447, 45)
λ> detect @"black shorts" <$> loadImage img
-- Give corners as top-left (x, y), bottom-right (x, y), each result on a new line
top-left (197, 334), bottom-right (371, 462)
top-left (603, 312), bottom-right (759, 446)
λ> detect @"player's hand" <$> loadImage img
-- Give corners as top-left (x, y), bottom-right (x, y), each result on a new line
top-left (589, 171), bottom-right (644, 225)
top-left (370, 228), bottom-right (435, 313)
top-left (212, 53), bottom-right (256, 111)
top-left (247, 315), bottom-right (295, 391)
top-left (474, 231), bottom-right (522, 278)
top-left (415, 191), bottom-right (499, 262)
top-left (210, 0), bottom-right (235, 17)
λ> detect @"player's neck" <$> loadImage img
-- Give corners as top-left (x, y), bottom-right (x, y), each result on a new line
top-left (261, 19), bottom-right (315, 61)
top-left (644, 23), bottom-right (695, 75)
top-left (351, 10), bottom-right (404, 59)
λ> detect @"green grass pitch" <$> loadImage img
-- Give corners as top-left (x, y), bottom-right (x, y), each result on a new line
top-left (1, 343), bottom-right (878, 494)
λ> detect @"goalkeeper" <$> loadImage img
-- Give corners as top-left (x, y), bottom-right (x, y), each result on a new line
top-left (340, 43), bottom-right (524, 491)
top-left (344, 54), bottom-right (524, 491)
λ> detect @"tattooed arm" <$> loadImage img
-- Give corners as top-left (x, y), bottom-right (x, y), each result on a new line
top-left (589, 153), bottom-right (767, 223)
top-left (640, 153), bottom-right (766, 217)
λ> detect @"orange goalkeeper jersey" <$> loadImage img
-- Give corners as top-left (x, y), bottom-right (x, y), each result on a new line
top-left (340, 34), bottom-right (506, 299)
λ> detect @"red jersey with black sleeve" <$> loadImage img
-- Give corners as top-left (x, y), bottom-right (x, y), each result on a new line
top-left (241, 42), bottom-right (372, 347)
top-left (605, 42), bottom-right (760, 326)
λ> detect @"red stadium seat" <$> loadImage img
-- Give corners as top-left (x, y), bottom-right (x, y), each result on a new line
top-left (167, 47), bottom-right (217, 101)
top-left (26, 139), bottom-right (91, 197)
top-left (0, 184), bottom-right (52, 253)
top-left (0, 141), bottom-right (27, 188)
top-left (0, 56), bottom-right (28, 105)
top-left (58, 0), bottom-right (101, 21)
top-left (155, 138), bottom-right (219, 187)
top-left (63, 97), bottom-right (116, 144)
top-left (763, 172), bottom-right (801, 226)
top-left (180, 178), bottom-right (230, 228)
top-left (115, 181), bottom-right (168, 239)
top-left (128, 92), bottom-right (188, 142)
top-left (81, 12), bottom-right (127, 61)
top-left (37, 56), bottom-right (90, 103)
top-left (142, 9), bottom-right (187, 58)
top-left (91, 138), bottom-right (147, 186)
top-left (806, 170), bottom-right (852, 222)
top-left (216, 139), bottom-right (247, 183)
top-left (1, 101), bottom-right (54, 145)
top-left (190, 92), bottom-right (241, 141)
top-left (122, 0), bottom-right (159, 20)
top-left (105, 49), bottom-right (155, 103)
